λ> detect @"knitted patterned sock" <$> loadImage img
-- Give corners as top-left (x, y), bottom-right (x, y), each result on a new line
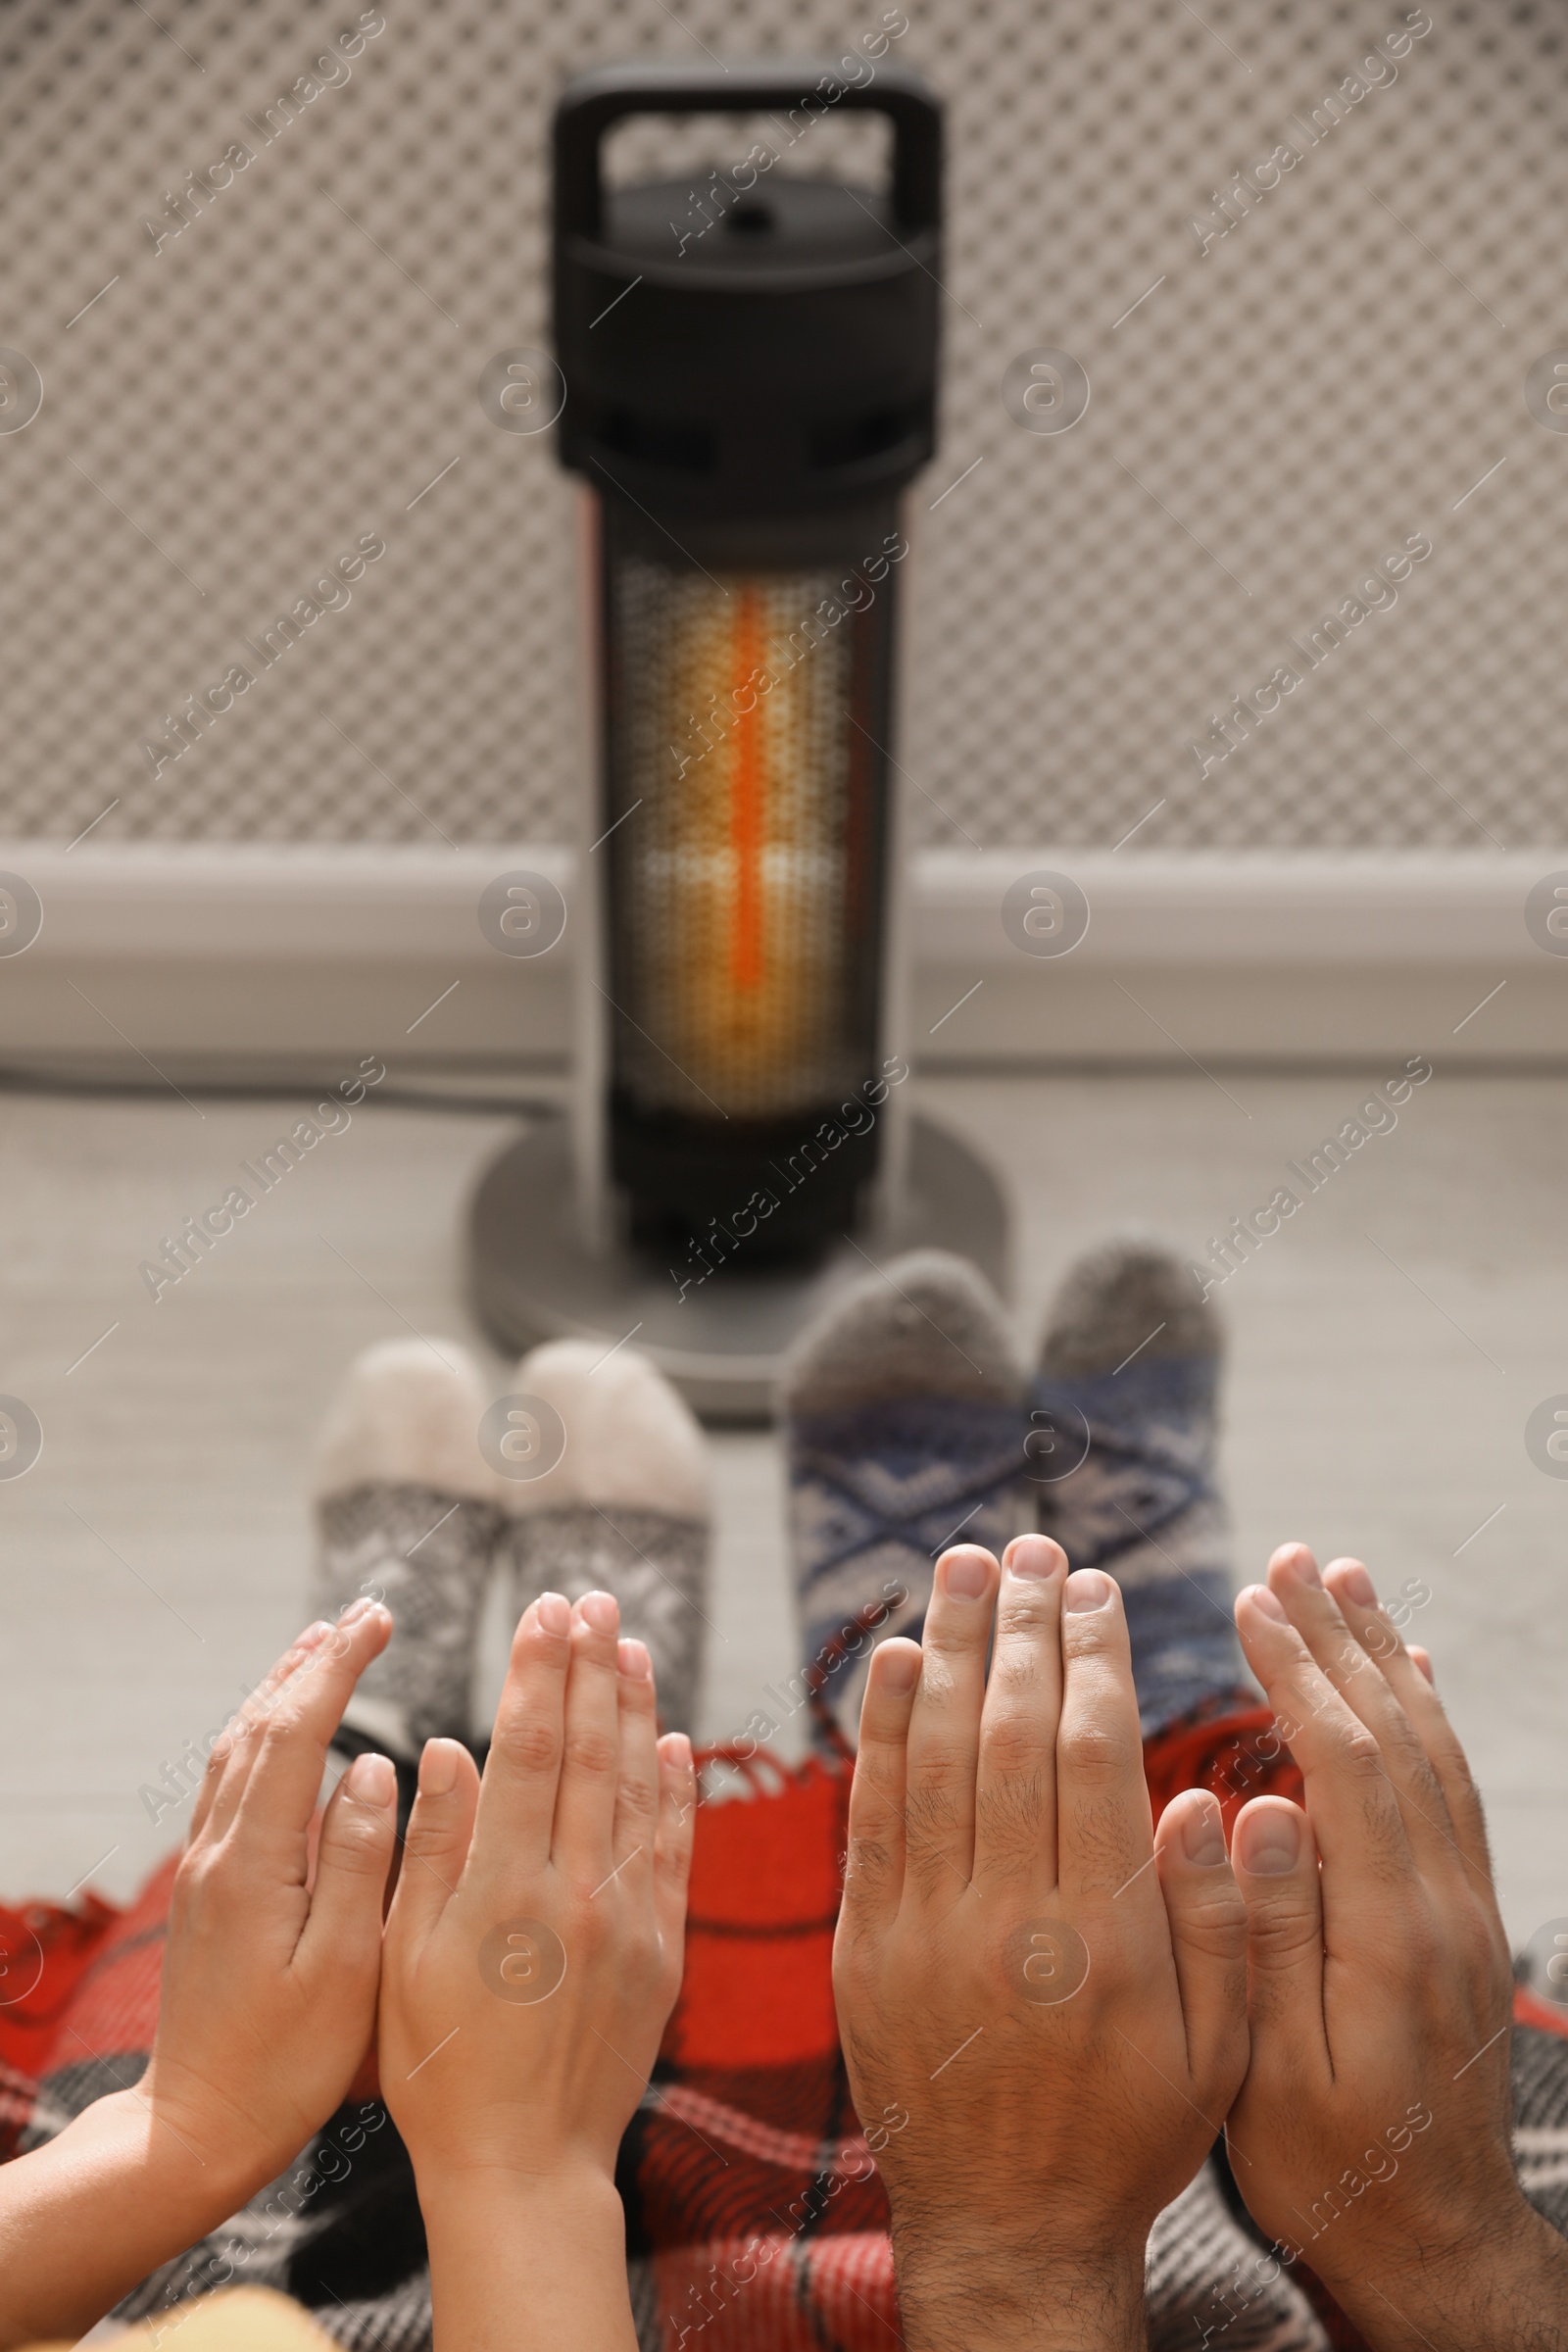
top-left (310, 1340), bottom-right (504, 1761)
top-left (1032, 1239), bottom-right (1250, 1739)
top-left (782, 1249), bottom-right (1027, 1750)
top-left (496, 1340), bottom-right (711, 1738)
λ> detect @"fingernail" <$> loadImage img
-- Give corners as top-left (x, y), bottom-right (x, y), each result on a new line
top-left (418, 1738), bottom-right (460, 1796)
top-left (581, 1589), bottom-right (619, 1634)
top-left (618, 1637), bottom-right (652, 1679)
top-left (1339, 1562), bottom-right (1377, 1606)
top-left (1281, 1546), bottom-right (1321, 1587)
top-left (298, 1620), bottom-right (332, 1649)
top-left (339, 1596), bottom-right (375, 1626)
top-left (1006, 1534), bottom-right (1063, 1582)
top-left (1245, 1584), bottom-right (1288, 1622)
top-left (662, 1732), bottom-right (694, 1770)
top-left (536, 1592), bottom-right (570, 1636)
top-left (943, 1548), bottom-right (991, 1599)
top-left (345, 1750), bottom-right (396, 1807)
top-left (1238, 1806), bottom-right (1302, 1875)
top-left (877, 1642), bottom-right (920, 1695)
top-left (1064, 1568), bottom-right (1112, 1612)
top-left (1181, 1796), bottom-right (1227, 1866)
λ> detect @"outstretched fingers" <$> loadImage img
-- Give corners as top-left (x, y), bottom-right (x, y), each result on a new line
top-left (844, 1638), bottom-right (922, 1926)
top-left (1153, 1788), bottom-right (1248, 2094)
top-left (226, 1602), bottom-right (393, 1867)
top-left (1232, 1581), bottom-right (1414, 1941)
top-left (973, 1536), bottom-right (1066, 1894)
top-left (553, 1592), bottom-right (624, 1882)
top-left (1054, 1571), bottom-right (1155, 1913)
top-left (1320, 1556), bottom-right (1496, 1908)
top-left (191, 1616), bottom-right (343, 1845)
top-left (1265, 1546), bottom-right (1460, 1887)
top-left (387, 1737), bottom-right (482, 1951)
top-left (301, 1748), bottom-right (402, 1977)
top-left (653, 1731), bottom-right (696, 1954)
top-left (902, 1546), bottom-right (1000, 1897)
top-left (472, 1592), bottom-right (572, 1875)
top-left (1228, 1794), bottom-right (1327, 2088)
top-left (612, 1638), bottom-right (660, 1876)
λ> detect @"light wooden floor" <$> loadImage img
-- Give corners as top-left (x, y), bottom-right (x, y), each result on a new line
top-left (2, 1071), bottom-right (1564, 1948)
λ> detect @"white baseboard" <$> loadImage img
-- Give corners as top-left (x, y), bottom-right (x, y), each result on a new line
top-left (2, 842), bottom-right (1563, 1067)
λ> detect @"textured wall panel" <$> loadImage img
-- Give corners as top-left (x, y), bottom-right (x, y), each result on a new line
top-left (0, 0), bottom-right (1562, 850)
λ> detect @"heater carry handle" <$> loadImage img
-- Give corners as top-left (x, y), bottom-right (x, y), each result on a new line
top-left (554, 59), bottom-right (942, 244)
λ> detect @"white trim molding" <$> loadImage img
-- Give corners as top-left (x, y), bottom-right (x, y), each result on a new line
top-left (1, 842), bottom-right (1564, 1066)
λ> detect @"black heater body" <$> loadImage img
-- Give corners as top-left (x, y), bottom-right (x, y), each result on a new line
top-left (553, 61), bottom-right (943, 1262)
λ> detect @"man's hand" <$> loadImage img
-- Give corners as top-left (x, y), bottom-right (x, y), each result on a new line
top-left (379, 1589), bottom-right (696, 2352)
top-left (833, 1536), bottom-right (1250, 2352)
top-left (1227, 1546), bottom-right (1568, 2352)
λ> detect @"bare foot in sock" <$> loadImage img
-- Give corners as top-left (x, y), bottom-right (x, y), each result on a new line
top-left (492, 1340), bottom-right (711, 1737)
top-left (310, 1340), bottom-right (504, 1761)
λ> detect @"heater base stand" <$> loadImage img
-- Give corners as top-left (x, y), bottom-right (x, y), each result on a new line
top-left (468, 1109), bottom-right (1008, 1424)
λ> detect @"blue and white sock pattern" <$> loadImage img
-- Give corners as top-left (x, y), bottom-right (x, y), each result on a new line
top-left (1033, 1357), bottom-right (1243, 1734)
top-left (783, 1250), bottom-right (1026, 1748)
top-left (1032, 1242), bottom-right (1249, 1739)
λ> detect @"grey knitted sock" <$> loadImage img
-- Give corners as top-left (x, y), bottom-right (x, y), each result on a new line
top-left (783, 1249), bottom-right (1028, 1749)
top-left (1032, 1237), bottom-right (1249, 1737)
top-left (310, 1340), bottom-right (504, 1759)
top-left (495, 1340), bottom-right (711, 1738)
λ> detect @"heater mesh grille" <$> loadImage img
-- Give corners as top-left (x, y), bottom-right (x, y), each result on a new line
top-left (607, 555), bottom-right (870, 1121)
top-left (1, 1), bottom-right (1564, 852)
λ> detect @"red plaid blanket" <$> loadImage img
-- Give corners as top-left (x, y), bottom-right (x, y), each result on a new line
top-left (4, 1710), bottom-right (1565, 2352)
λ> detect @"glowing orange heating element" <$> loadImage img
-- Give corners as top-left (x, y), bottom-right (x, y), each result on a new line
top-left (614, 555), bottom-right (855, 1119)
top-left (728, 584), bottom-right (764, 991)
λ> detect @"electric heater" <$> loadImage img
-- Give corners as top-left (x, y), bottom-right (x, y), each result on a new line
top-left (470, 56), bottom-right (1007, 1416)
top-left (556, 58), bottom-right (941, 1259)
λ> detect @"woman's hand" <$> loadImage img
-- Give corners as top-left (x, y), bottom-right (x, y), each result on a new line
top-left (142, 1598), bottom-right (399, 2204)
top-left (0, 1602), bottom-right (399, 2350)
top-left (1227, 1546), bottom-right (1568, 2351)
top-left (379, 1588), bottom-right (695, 2352)
top-left (832, 1537), bottom-right (1250, 2352)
